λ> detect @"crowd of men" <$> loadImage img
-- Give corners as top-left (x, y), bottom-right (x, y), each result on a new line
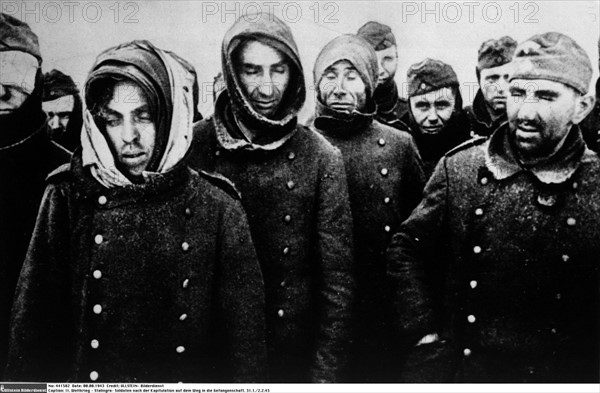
top-left (0, 11), bottom-right (599, 383)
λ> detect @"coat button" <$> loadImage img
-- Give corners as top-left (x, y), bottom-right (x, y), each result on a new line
top-left (277, 309), bottom-right (284, 317)
top-left (384, 225), bottom-right (391, 232)
top-left (555, 293), bottom-right (561, 300)
top-left (98, 196), bottom-right (107, 205)
top-left (380, 168), bottom-right (389, 176)
top-left (90, 339), bottom-right (99, 349)
top-left (215, 150), bottom-right (221, 157)
top-left (181, 242), bottom-right (190, 252)
top-left (566, 217), bottom-right (576, 226)
top-left (94, 234), bottom-right (103, 245)
top-left (184, 208), bottom-right (192, 217)
top-left (93, 270), bottom-right (102, 279)
top-left (384, 197), bottom-right (390, 204)
top-left (280, 280), bottom-right (286, 287)
top-left (288, 152), bottom-right (296, 160)
top-left (551, 328), bottom-right (557, 334)
top-left (480, 177), bottom-right (489, 185)
top-left (179, 313), bottom-right (188, 321)
top-left (287, 181), bottom-right (295, 190)
top-left (470, 280), bottom-right (478, 289)
top-left (182, 279), bottom-right (189, 288)
top-left (473, 246), bottom-right (482, 254)
top-left (467, 315), bottom-right (476, 323)
top-left (420, 82), bottom-right (427, 90)
top-left (90, 371), bottom-right (99, 381)
top-left (283, 247), bottom-right (290, 255)
top-left (561, 254), bottom-right (570, 262)
top-left (284, 214), bottom-right (291, 223)
top-left (378, 138), bottom-right (386, 146)
top-left (463, 348), bottom-right (472, 357)
top-left (475, 208), bottom-right (483, 216)
top-left (93, 304), bottom-right (102, 314)
top-left (572, 182), bottom-right (578, 190)
top-left (176, 346), bottom-right (185, 353)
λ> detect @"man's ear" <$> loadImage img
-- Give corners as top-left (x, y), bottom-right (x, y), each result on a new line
top-left (572, 94), bottom-right (595, 125)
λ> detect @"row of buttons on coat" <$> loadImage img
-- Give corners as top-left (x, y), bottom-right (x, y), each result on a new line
top-left (90, 195), bottom-right (193, 381)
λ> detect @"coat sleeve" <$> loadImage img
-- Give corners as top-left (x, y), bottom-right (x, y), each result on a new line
top-left (386, 157), bottom-right (450, 344)
top-left (216, 200), bottom-right (268, 383)
top-left (5, 182), bottom-right (74, 382)
top-left (398, 135), bottom-right (427, 220)
top-left (310, 147), bottom-right (355, 383)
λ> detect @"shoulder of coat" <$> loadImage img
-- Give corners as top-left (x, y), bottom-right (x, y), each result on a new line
top-left (445, 136), bottom-right (487, 157)
top-left (46, 163), bottom-right (72, 183)
top-left (197, 170), bottom-right (242, 200)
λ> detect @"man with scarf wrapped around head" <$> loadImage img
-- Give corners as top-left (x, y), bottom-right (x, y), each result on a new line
top-left (5, 40), bottom-right (268, 383)
top-left (190, 13), bottom-right (355, 383)
top-left (312, 34), bottom-right (425, 382)
top-left (401, 59), bottom-right (472, 179)
top-left (357, 21), bottom-right (410, 131)
top-left (0, 13), bottom-right (70, 378)
top-left (387, 32), bottom-right (599, 382)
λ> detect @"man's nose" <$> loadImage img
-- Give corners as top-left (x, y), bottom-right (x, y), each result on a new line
top-left (0, 84), bottom-right (5, 97)
top-left (517, 100), bottom-right (538, 121)
top-left (426, 109), bottom-right (439, 123)
top-left (121, 120), bottom-right (140, 143)
top-left (257, 75), bottom-right (275, 97)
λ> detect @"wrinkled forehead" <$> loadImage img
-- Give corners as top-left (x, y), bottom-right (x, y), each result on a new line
top-left (509, 78), bottom-right (577, 95)
top-left (411, 87), bottom-right (456, 103)
top-left (43, 95), bottom-right (75, 113)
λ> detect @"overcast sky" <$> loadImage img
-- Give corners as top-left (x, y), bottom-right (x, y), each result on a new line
top-left (5, 0), bottom-right (599, 121)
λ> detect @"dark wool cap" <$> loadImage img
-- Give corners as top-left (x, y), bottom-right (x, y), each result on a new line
top-left (357, 21), bottom-right (396, 51)
top-left (43, 69), bottom-right (79, 101)
top-left (0, 12), bottom-right (41, 62)
top-left (510, 32), bottom-right (593, 95)
top-left (477, 36), bottom-right (517, 71)
top-left (407, 58), bottom-right (459, 97)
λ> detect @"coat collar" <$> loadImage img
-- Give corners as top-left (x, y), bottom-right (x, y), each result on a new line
top-left (471, 89), bottom-right (507, 129)
top-left (485, 123), bottom-right (586, 184)
top-left (313, 98), bottom-right (376, 138)
top-left (212, 90), bottom-right (297, 152)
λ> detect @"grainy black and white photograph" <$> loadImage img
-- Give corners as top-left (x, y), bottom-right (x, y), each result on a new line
top-left (0, 0), bottom-right (599, 390)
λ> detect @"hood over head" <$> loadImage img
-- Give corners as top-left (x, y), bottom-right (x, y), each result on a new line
top-left (313, 34), bottom-right (378, 122)
top-left (221, 12), bottom-right (305, 131)
top-left (82, 40), bottom-right (199, 188)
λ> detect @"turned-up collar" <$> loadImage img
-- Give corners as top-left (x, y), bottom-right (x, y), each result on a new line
top-left (471, 89), bottom-right (506, 129)
top-left (313, 99), bottom-right (376, 138)
top-left (212, 90), bottom-right (297, 152)
top-left (485, 123), bottom-right (586, 184)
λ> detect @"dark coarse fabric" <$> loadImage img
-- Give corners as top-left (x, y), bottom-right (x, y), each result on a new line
top-left (401, 107), bottom-right (472, 179)
top-left (312, 34), bottom-right (426, 382)
top-left (191, 93), bottom-right (355, 383)
top-left (5, 152), bottom-right (268, 382)
top-left (314, 115), bottom-right (425, 382)
top-left (464, 89), bottom-right (506, 138)
top-left (0, 89), bottom-right (71, 379)
top-left (580, 78), bottom-right (600, 152)
top-left (188, 14), bottom-right (355, 383)
top-left (386, 124), bottom-right (600, 382)
top-left (373, 79), bottom-right (410, 132)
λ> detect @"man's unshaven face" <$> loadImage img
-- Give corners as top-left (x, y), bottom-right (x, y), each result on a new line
top-left (480, 63), bottom-right (512, 113)
top-left (236, 40), bottom-right (291, 118)
top-left (43, 95), bottom-right (75, 133)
